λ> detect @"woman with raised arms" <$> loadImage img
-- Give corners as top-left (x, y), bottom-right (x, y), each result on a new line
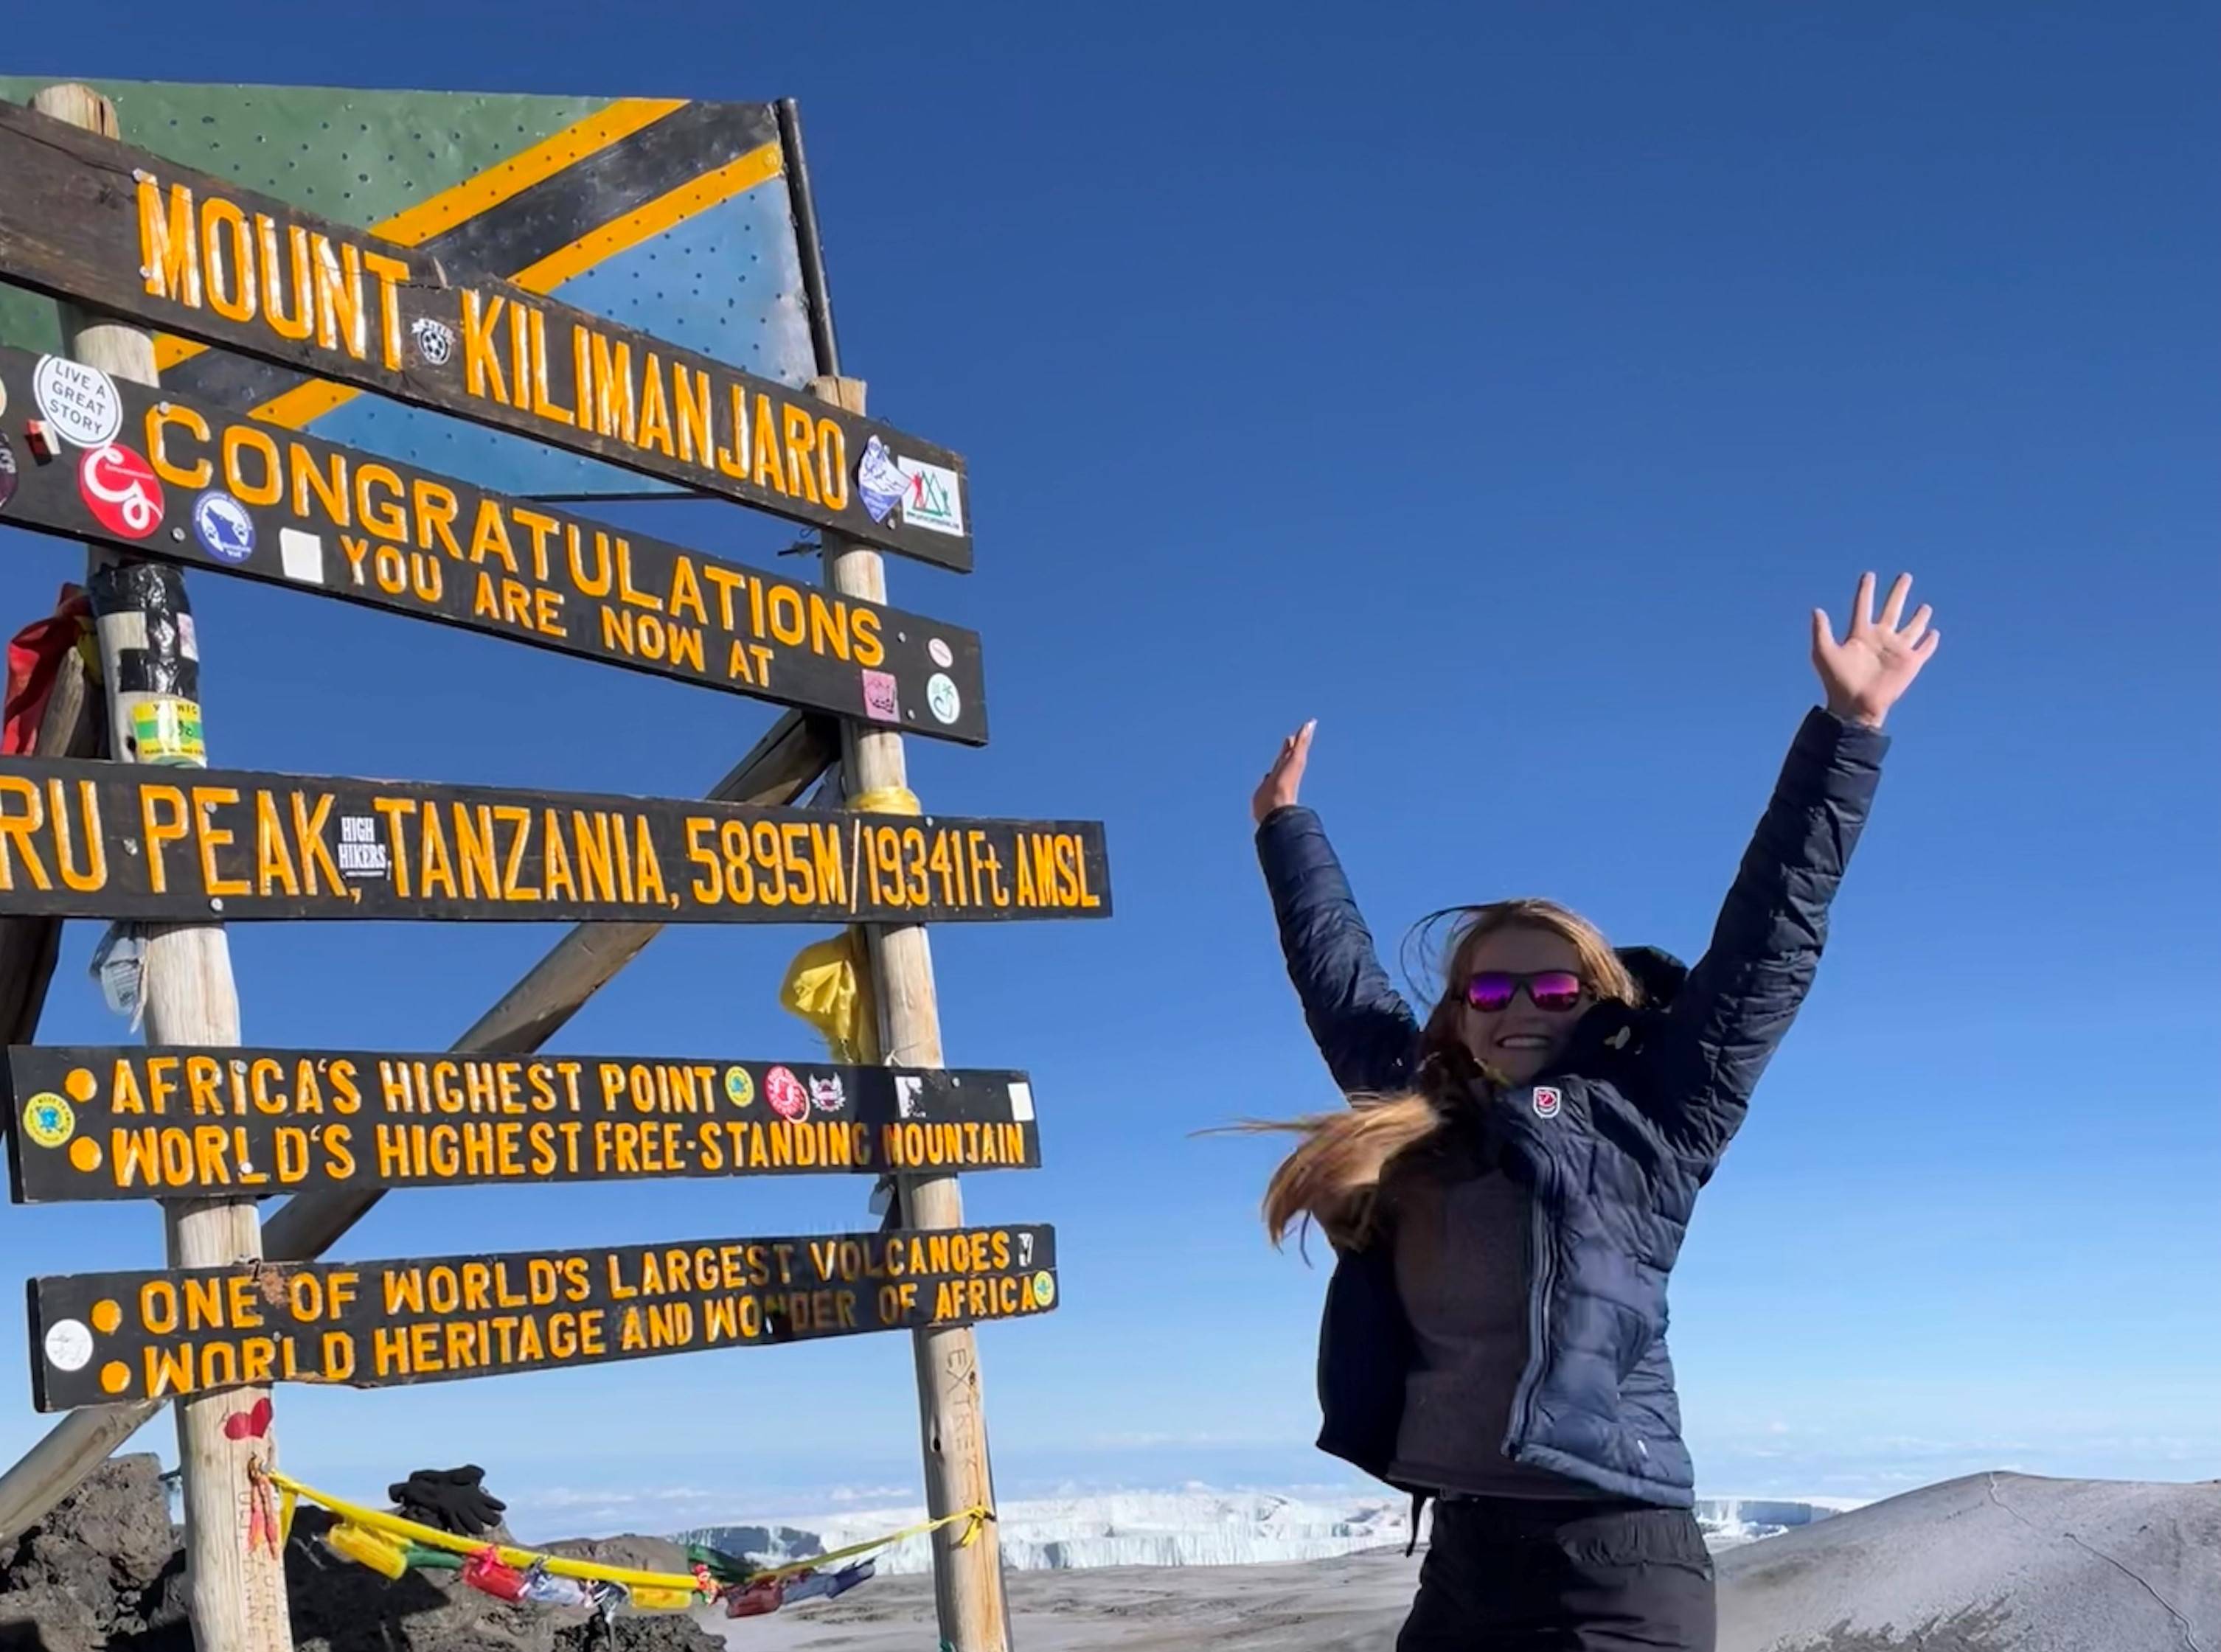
top-left (1248, 574), bottom-right (1938, 1651)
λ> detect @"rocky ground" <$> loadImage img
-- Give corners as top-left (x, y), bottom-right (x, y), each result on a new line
top-left (0, 1455), bottom-right (723, 1652)
top-left (3, 1460), bottom-right (2215, 1652)
top-left (734, 1473), bottom-right (2221, 1652)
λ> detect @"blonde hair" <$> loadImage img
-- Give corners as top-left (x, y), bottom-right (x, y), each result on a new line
top-left (1246, 900), bottom-right (1638, 1251)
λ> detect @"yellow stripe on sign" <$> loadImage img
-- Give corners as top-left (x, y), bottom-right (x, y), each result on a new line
top-left (245, 379), bottom-right (358, 431)
top-left (370, 97), bottom-right (689, 249)
top-left (249, 140), bottom-right (787, 431)
top-left (155, 97), bottom-right (687, 377)
top-left (507, 141), bottom-right (784, 293)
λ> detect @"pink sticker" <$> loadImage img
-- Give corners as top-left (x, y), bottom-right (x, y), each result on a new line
top-left (765, 1066), bottom-right (810, 1121)
top-left (1532, 1086), bottom-right (1563, 1120)
top-left (861, 669), bottom-right (900, 724)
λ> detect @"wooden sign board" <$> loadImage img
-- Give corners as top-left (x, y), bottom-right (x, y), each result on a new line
top-left (7, 1045), bottom-right (1041, 1202)
top-left (0, 101), bottom-right (975, 571)
top-left (0, 347), bottom-right (988, 742)
top-left (0, 79), bottom-right (820, 502)
top-left (26, 1224), bottom-right (1060, 1409)
top-left (0, 756), bottom-right (1110, 924)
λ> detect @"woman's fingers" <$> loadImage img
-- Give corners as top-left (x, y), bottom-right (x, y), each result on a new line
top-left (1252, 721), bottom-right (1315, 821)
top-left (1877, 572), bottom-right (1913, 630)
top-left (1850, 571), bottom-right (1877, 632)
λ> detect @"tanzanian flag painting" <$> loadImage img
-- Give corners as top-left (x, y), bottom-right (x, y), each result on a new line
top-left (0, 77), bottom-right (816, 501)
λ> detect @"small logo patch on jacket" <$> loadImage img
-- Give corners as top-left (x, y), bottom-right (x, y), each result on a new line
top-left (1532, 1086), bottom-right (1562, 1119)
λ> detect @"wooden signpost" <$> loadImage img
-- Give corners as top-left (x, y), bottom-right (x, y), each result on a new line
top-left (0, 76), bottom-right (1069, 1652)
top-left (0, 754), bottom-right (1108, 924)
top-left (0, 101), bottom-right (976, 570)
top-left (27, 1224), bottom-right (1059, 1409)
top-left (0, 345), bottom-right (990, 740)
top-left (8, 1044), bottom-right (1043, 1202)
top-left (20, 79), bottom-right (294, 1652)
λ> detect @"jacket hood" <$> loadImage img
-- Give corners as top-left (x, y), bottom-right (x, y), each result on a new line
top-left (1615, 944), bottom-right (1687, 1009)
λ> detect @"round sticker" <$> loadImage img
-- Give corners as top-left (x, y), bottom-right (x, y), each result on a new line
top-left (0, 432), bottom-right (18, 514)
top-left (21, 1092), bottom-right (74, 1149)
top-left (925, 674), bottom-right (962, 725)
top-left (927, 637), bottom-right (954, 669)
top-left (33, 355), bottom-right (123, 448)
top-left (1031, 1272), bottom-right (1057, 1308)
top-left (723, 1065), bottom-right (755, 1108)
top-left (764, 1065), bottom-right (810, 1122)
top-left (79, 445), bottom-right (164, 540)
top-left (411, 318), bottom-right (456, 366)
top-left (192, 491), bottom-right (255, 565)
top-left (43, 1320), bottom-right (94, 1373)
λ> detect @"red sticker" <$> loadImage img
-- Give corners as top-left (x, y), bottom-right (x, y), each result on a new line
top-left (1532, 1086), bottom-right (1563, 1120)
top-left (764, 1065), bottom-right (810, 1122)
top-left (78, 445), bottom-right (164, 540)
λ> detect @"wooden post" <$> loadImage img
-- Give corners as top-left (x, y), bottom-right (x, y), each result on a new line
top-left (813, 374), bottom-right (1010, 1652)
top-left (0, 711), bottom-right (838, 1542)
top-left (31, 80), bottom-right (292, 1652)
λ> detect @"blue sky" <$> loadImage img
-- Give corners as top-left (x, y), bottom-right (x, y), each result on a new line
top-left (0, 2), bottom-right (2214, 1536)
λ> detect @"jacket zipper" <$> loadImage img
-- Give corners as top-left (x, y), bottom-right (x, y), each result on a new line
top-left (1504, 1151), bottom-right (1556, 1461)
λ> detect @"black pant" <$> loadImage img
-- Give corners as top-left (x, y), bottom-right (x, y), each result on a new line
top-left (1396, 1495), bottom-right (1716, 1651)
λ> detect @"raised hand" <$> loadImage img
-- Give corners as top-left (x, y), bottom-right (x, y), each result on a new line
top-left (1811, 573), bottom-right (1939, 729)
top-left (1252, 721), bottom-right (1317, 823)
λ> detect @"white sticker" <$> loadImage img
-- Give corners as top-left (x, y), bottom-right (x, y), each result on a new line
top-left (927, 637), bottom-right (954, 669)
top-left (176, 613), bottom-right (199, 661)
top-left (44, 1320), bottom-right (93, 1373)
top-left (894, 1075), bottom-right (925, 1119)
top-left (1007, 1081), bottom-right (1035, 1123)
top-left (33, 357), bottom-right (122, 449)
top-left (279, 527), bottom-right (326, 585)
top-left (336, 815), bottom-right (389, 879)
top-left (925, 673), bottom-right (962, 725)
top-left (411, 317), bottom-right (456, 366)
top-left (895, 458), bottom-right (965, 537)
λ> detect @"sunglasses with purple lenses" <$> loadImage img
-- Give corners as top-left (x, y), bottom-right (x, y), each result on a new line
top-left (1464, 969), bottom-right (1587, 1014)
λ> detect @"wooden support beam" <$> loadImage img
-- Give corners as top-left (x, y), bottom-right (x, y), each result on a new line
top-left (813, 374), bottom-right (1010, 1652)
top-left (0, 709), bottom-right (835, 1543)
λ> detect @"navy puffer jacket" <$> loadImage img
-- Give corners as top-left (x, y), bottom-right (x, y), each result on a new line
top-left (1254, 708), bottom-right (1888, 1508)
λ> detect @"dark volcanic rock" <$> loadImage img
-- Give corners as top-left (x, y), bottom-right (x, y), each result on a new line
top-left (0, 1464), bottom-right (721, 1652)
top-left (0, 1454), bottom-right (180, 1652)
top-left (285, 1507), bottom-right (560, 1652)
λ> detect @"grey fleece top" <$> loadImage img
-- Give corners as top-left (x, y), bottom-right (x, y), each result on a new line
top-left (1382, 1137), bottom-right (1616, 1501)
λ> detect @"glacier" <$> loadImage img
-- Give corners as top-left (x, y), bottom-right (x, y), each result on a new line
top-left (677, 1488), bottom-right (1863, 1573)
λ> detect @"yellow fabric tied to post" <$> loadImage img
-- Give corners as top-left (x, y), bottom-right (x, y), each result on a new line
top-left (779, 932), bottom-right (875, 1063)
top-left (776, 786), bottom-right (917, 1062)
top-left (324, 1522), bottom-right (410, 1579)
